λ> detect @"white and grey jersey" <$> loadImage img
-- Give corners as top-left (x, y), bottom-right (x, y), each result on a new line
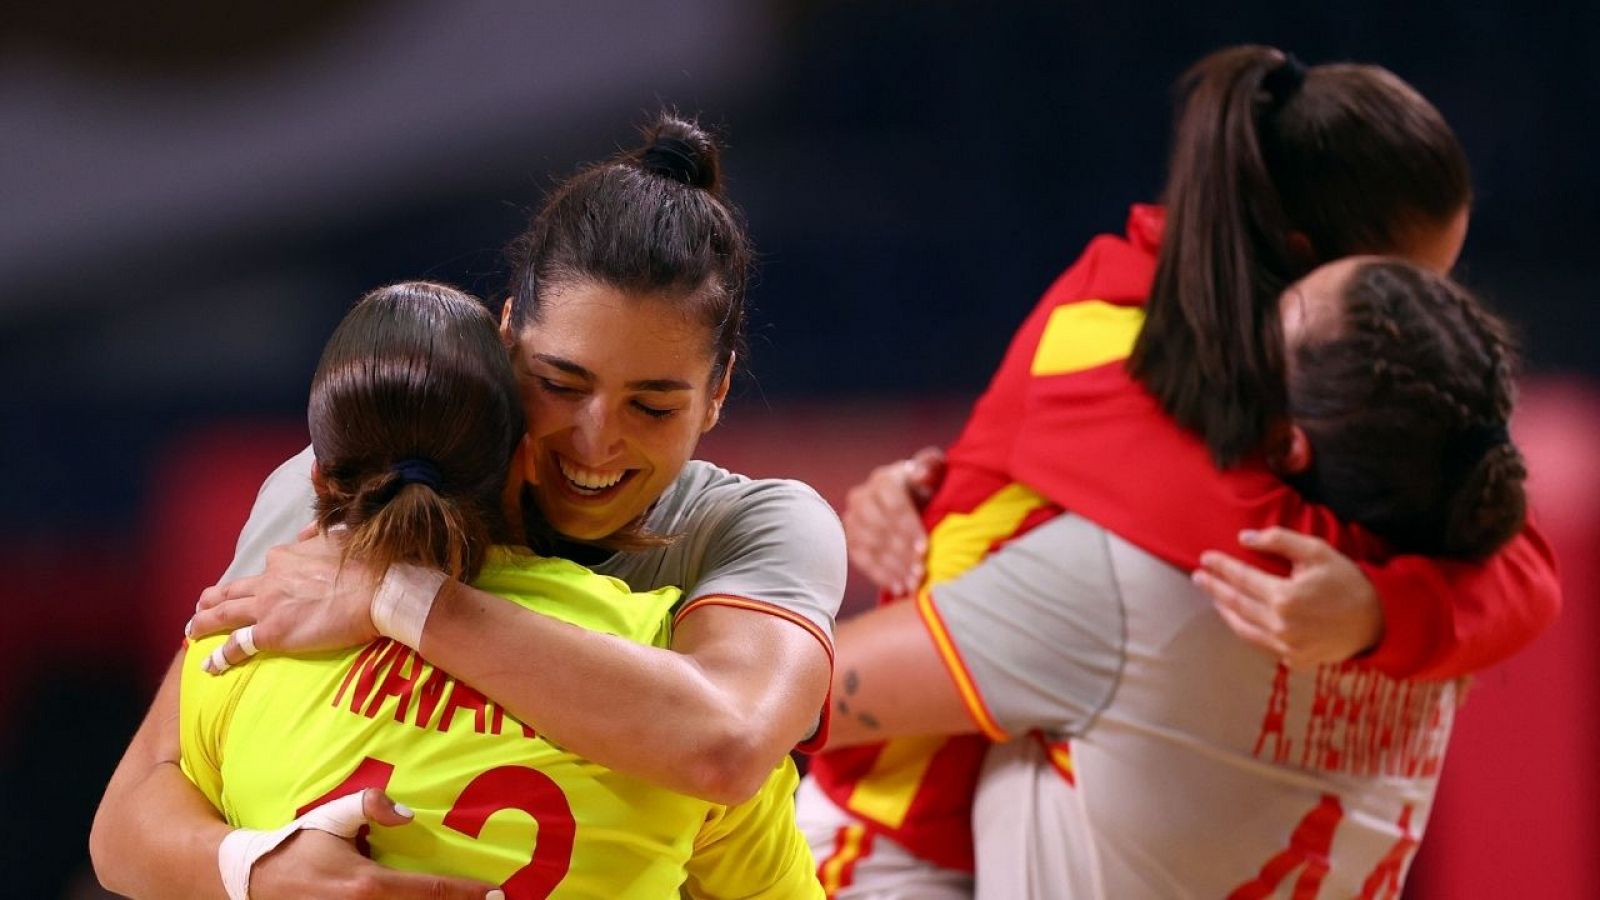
top-left (222, 448), bottom-right (843, 644)
top-left (929, 513), bottom-right (1456, 899)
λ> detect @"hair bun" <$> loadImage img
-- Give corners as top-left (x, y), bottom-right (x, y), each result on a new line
top-left (637, 114), bottom-right (721, 192)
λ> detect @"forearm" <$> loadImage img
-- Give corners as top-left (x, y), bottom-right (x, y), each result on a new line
top-left (1360, 521), bottom-right (1562, 679)
top-left (90, 656), bottom-right (230, 899)
top-left (422, 581), bottom-right (827, 804)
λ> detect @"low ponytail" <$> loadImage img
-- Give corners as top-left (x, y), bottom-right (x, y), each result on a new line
top-left (309, 282), bottom-right (524, 583)
top-left (1439, 442), bottom-right (1528, 559)
top-left (316, 463), bottom-right (493, 582)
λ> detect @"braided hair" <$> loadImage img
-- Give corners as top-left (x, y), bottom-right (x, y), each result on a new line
top-left (1285, 260), bottom-right (1526, 559)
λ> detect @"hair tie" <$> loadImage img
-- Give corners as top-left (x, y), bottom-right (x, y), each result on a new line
top-left (1261, 52), bottom-right (1308, 113)
top-left (1448, 422), bottom-right (1511, 469)
top-left (641, 137), bottom-right (703, 186)
top-left (391, 457), bottom-right (444, 492)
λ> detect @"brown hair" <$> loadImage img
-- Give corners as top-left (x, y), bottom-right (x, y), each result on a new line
top-left (1129, 45), bottom-right (1472, 465)
top-left (309, 281), bottom-right (524, 581)
top-left (1287, 260), bottom-right (1525, 559)
top-left (505, 110), bottom-right (752, 387)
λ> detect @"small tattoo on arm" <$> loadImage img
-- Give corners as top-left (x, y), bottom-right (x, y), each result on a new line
top-left (836, 698), bottom-right (851, 715)
top-left (857, 711), bottom-right (880, 729)
top-left (844, 669), bottom-right (860, 696)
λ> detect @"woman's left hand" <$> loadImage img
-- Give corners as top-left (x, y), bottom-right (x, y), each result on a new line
top-left (1191, 527), bottom-right (1385, 669)
top-left (186, 525), bottom-right (384, 672)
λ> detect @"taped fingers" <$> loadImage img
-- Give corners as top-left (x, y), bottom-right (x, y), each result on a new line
top-left (202, 624), bottom-right (264, 675)
top-left (235, 624), bottom-right (259, 657)
top-left (297, 792), bottom-right (370, 839)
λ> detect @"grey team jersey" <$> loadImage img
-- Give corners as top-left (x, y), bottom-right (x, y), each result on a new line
top-left (930, 513), bottom-right (1456, 899)
top-left (223, 447), bottom-right (844, 644)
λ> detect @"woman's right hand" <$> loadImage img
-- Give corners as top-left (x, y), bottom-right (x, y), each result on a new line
top-left (842, 447), bottom-right (946, 597)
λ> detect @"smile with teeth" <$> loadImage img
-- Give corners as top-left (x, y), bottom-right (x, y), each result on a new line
top-left (556, 455), bottom-right (632, 497)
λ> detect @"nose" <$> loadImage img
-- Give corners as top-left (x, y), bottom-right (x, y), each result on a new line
top-left (570, 398), bottom-right (625, 462)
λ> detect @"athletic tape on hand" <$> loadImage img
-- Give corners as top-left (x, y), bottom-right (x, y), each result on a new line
top-left (203, 624), bottom-right (259, 676)
top-left (235, 624), bottom-right (258, 657)
top-left (217, 792), bottom-right (369, 900)
top-left (371, 563), bottom-right (446, 649)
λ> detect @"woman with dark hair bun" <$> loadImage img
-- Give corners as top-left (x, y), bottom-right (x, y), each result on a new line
top-left (802, 45), bottom-right (1557, 898)
top-left (173, 281), bottom-right (819, 898)
top-left (93, 114), bottom-right (843, 898)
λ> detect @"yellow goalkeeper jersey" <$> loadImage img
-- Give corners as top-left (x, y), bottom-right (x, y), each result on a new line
top-left (180, 547), bottom-right (821, 899)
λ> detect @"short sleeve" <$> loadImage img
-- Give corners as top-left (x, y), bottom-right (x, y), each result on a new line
top-left (684, 758), bottom-right (824, 899)
top-left (673, 479), bottom-right (845, 653)
top-left (220, 447), bottom-right (318, 581)
top-left (920, 513), bottom-right (1125, 742)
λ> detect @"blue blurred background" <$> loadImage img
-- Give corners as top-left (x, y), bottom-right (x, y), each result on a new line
top-left (2, 2), bottom-right (1595, 896)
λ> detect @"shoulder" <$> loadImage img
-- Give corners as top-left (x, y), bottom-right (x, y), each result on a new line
top-left (650, 460), bottom-right (839, 538)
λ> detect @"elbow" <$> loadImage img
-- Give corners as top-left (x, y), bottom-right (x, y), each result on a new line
top-left (87, 803), bottom-right (127, 895)
top-left (681, 726), bottom-right (778, 805)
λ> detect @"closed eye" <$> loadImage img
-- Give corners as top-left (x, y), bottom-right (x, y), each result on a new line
top-left (633, 400), bottom-right (678, 420)
top-left (537, 377), bottom-right (583, 397)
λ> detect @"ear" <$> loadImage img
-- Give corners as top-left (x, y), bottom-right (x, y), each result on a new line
top-left (1286, 231), bottom-right (1318, 269)
top-left (516, 434), bottom-right (539, 485)
top-left (498, 297), bottom-right (516, 348)
top-left (501, 435), bottom-right (534, 526)
top-left (1280, 423), bottom-right (1314, 474)
top-left (310, 459), bottom-right (328, 497)
top-left (702, 353), bottom-right (735, 433)
top-left (1263, 420), bottom-right (1314, 476)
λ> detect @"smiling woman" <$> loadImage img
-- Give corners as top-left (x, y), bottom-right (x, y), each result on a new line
top-left (506, 282), bottom-right (730, 544)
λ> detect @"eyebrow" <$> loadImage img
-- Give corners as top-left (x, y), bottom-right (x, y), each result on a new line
top-left (531, 353), bottom-right (693, 392)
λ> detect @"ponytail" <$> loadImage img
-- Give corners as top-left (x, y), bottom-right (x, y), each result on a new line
top-left (309, 282), bottom-right (524, 583)
top-left (1131, 45), bottom-right (1472, 466)
top-left (1131, 45), bottom-right (1299, 465)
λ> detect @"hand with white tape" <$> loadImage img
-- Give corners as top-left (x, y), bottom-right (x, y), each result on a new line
top-left (224, 787), bottom-right (501, 900)
top-left (187, 525), bottom-right (447, 674)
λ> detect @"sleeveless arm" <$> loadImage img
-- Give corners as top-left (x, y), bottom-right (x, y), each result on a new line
top-left (1359, 522), bottom-right (1561, 679)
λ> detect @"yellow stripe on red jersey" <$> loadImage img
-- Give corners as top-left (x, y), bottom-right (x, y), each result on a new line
top-left (180, 547), bottom-right (821, 899)
top-left (808, 205), bottom-right (1164, 873)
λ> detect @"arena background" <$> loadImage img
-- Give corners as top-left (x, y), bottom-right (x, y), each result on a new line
top-left (1, 2), bottom-right (1594, 896)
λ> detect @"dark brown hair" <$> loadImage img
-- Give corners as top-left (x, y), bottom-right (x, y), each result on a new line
top-left (1129, 45), bottom-right (1472, 465)
top-left (1287, 260), bottom-right (1525, 559)
top-left (505, 111), bottom-right (752, 386)
top-left (309, 281), bottom-right (524, 581)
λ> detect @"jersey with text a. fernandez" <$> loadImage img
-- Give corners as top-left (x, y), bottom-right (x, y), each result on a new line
top-left (225, 452), bottom-right (844, 751)
top-left (180, 548), bottom-right (821, 899)
top-left (808, 203), bottom-right (1559, 873)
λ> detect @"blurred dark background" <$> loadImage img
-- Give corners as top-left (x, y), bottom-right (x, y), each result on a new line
top-left (2, 2), bottom-right (1595, 897)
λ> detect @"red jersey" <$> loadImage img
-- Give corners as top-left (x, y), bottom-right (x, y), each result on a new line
top-left (810, 204), bottom-right (1561, 871)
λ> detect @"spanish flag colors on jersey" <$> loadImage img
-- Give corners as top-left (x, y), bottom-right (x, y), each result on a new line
top-left (811, 202), bottom-right (1561, 877)
top-left (181, 547), bottom-right (821, 899)
top-left (810, 205), bottom-right (1164, 872)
